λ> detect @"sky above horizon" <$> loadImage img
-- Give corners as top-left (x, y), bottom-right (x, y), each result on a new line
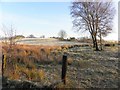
top-left (0, 0), bottom-right (119, 41)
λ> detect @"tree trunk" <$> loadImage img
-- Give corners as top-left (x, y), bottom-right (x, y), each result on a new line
top-left (100, 31), bottom-right (103, 50)
top-left (91, 35), bottom-right (96, 48)
top-left (100, 36), bottom-right (102, 50)
top-left (94, 36), bottom-right (99, 51)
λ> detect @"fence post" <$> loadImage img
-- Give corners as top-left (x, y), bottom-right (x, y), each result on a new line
top-left (2, 54), bottom-right (4, 77)
top-left (61, 55), bottom-right (67, 85)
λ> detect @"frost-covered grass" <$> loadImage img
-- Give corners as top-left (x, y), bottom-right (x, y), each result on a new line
top-left (2, 43), bottom-right (119, 88)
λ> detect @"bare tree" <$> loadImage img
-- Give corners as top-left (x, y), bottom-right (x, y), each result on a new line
top-left (2, 24), bottom-right (8, 44)
top-left (70, 1), bottom-right (115, 50)
top-left (58, 30), bottom-right (67, 40)
top-left (2, 24), bottom-right (17, 48)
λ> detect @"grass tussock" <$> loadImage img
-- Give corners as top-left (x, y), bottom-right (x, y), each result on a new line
top-left (2, 44), bottom-right (71, 81)
top-left (2, 43), bottom-right (119, 88)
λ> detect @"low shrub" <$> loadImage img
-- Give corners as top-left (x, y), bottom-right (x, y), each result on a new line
top-left (104, 44), bottom-right (111, 46)
top-left (67, 58), bottom-right (73, 65)
top-left (104, 43), bottom-right (115, 47)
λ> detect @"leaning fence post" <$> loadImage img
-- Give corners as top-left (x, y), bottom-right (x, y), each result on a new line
top-left (61, 55), bottom-right (67, 85)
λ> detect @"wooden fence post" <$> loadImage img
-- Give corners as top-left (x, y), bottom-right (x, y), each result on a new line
top-left (61, 55), bottom-right (67, 85)
top-left (2, 54), bottom-right (4, 77)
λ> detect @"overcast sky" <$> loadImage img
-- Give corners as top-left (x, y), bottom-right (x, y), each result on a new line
top-left (0, 0), bottom-right (119, 41)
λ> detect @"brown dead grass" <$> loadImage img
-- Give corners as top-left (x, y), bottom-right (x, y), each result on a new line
top-left (2, 44), bottom-right (67, 81)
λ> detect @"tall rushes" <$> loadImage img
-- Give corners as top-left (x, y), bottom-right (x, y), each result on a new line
top-left (2, 44), bottom-right (68, 81)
